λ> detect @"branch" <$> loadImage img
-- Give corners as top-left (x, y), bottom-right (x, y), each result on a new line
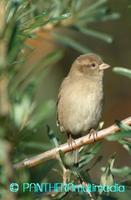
top-left (14, 116), bottom-right (131, 170)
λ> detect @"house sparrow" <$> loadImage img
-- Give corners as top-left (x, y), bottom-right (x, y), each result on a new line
top-left (57, 54), bottom-right (110, 161)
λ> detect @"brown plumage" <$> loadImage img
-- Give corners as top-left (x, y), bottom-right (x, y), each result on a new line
top-left (57, 53), bottom-right (110, 142)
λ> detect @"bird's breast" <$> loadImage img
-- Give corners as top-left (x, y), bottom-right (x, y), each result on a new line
top-left (58, 79), bottom-right (103, 136)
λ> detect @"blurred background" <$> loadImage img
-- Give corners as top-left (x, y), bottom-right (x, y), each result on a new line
top-left (0, 0), bottom-right (131, 200)
top-left (26, 0), bottom-right (131, 167)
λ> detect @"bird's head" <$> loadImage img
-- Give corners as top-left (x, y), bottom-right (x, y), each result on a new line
top-left (69, 54), bottom-right (110, 80)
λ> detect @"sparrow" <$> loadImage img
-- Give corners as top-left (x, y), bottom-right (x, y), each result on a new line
top-left (57, 54), bottom-right (110, 162)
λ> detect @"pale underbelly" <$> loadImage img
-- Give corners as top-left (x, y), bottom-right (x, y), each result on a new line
top-left (62, 93), bottom-right (102, 135)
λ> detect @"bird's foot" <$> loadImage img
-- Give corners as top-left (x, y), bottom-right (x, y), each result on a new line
top-left (67, 133), bottom-right (79, 165)
top-left (67, 133), bottom-right (76, 151)
top-left (89, 129), bottom-right (97, 142)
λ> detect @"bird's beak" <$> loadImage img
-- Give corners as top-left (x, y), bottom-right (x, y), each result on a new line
top-left (99, 63), bottom-right (111, 70)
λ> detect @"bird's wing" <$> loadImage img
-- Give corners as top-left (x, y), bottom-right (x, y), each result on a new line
top-left (56, 93), bottom-right (60, 127)
top-left (56, 77), bottom-right (69, 128)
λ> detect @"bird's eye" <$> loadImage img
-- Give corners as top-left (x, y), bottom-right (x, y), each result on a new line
top-left (91, 63), bottom-right (96, 68)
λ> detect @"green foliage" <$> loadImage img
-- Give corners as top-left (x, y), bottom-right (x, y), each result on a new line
top-left (110, 66), bottom-right (131, 157)
top-left (100, 154), bottom-right (115, 188)
top-left (113, 67), bottom-right (131, 79)
top-left (106, 121), bottom-right (131, 156)
top-left (52, 0), bottom-right (120, 53)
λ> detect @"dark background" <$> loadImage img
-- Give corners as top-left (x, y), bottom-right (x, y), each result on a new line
top-left (28, 0), bottom-right (131, 171)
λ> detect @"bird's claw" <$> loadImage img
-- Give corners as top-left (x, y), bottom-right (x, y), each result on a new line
top-left (89, 129), bottom-right (97, 142)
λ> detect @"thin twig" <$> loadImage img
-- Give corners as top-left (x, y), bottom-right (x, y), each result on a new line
top-left (14, 116), bottom-right (131, 170)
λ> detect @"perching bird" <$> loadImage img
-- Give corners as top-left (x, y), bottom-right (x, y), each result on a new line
top-left (57, 54), bottom-right (110, 163)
